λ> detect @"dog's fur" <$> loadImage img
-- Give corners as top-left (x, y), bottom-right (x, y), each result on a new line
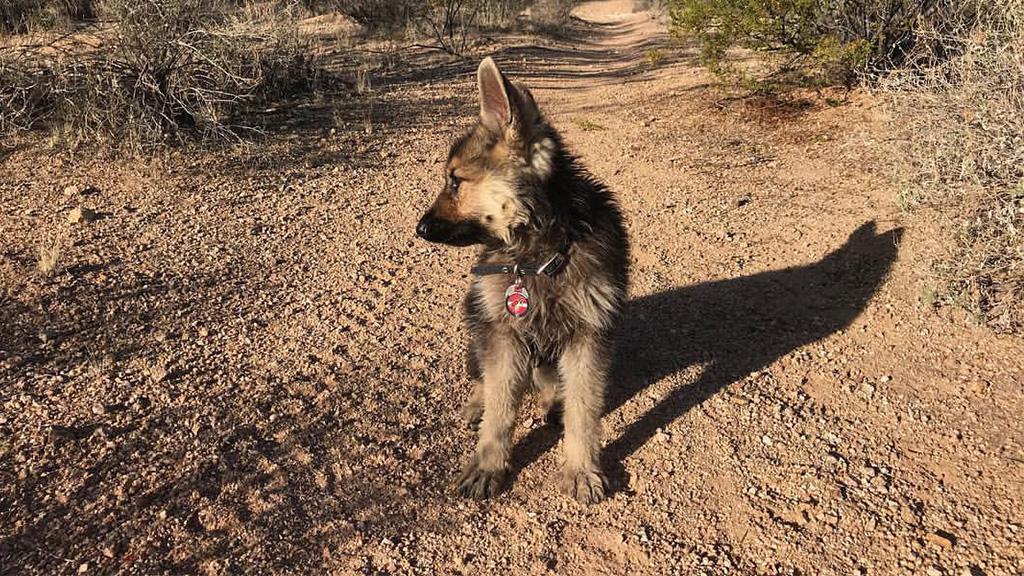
top-left (415, 57), bottom-right (629, 503)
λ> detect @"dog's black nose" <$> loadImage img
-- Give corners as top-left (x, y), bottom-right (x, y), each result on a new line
top-left (416, 215), bottom-right (433, 239)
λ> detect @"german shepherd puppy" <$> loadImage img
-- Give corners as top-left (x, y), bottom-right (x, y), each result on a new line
top-left (415, 57), bottom-right (629, 503)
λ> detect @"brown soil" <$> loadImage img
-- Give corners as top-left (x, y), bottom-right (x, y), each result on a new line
top-left (2, 2), bottom-right (1022, 575)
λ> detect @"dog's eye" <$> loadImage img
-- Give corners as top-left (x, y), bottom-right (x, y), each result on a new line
top-left (449, 175), bottom-right (461, 196)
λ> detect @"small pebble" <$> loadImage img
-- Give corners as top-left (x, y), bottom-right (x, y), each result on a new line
top-left (68, 206), bottom-right (97, 225)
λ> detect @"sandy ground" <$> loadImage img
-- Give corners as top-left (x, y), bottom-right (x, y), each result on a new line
top-left (2, 1), bottom-right (1023, 574)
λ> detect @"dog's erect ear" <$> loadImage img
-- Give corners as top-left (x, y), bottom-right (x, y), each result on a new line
top-left (478, 57), bottom-right (542, 141)
top-left (515, 86), bottom-right (540, 127)
top-left (478, 57), bottom-right (511, 127)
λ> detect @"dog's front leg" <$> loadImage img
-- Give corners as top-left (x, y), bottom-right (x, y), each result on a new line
top-left (558, 332), bottom-right (609, 504)
top-left (457, 326), bottom-right (528, 499)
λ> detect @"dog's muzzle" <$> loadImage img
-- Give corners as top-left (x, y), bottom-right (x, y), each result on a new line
top-left (416, 212), bottom-right (486, 246)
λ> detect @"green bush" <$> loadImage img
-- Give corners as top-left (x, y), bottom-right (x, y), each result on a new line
top-left (671, 0), bottom-right (1024, 332)
top-left (669, 0), bottom-right (953, 86)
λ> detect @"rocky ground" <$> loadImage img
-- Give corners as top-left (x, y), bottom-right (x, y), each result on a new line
top-left (2, 1), bottom-right (1022, 574)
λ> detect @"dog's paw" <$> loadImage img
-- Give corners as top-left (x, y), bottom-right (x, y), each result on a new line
top-left (459, 400), bottom-right (483, 431)
top-left (561, 467), bottom-right (607, 504)
top-left (456, 457), bottom-right (508, 499)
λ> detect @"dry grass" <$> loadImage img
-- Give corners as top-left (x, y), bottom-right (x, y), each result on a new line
top-left (645, 47), bottom-right (664, 66)
top-left (573, 118), bottom-right (606, 131)
top-left (939, 189), bottom-right (1024, 330)
top-left (355, 65), bottom-right (372, 95)
top-left (36, 224), bottom-right (70, 278)
top-left (883, 0), bottom-right (1024, 333)
top-left (1, 0), bottom-right (323, 150)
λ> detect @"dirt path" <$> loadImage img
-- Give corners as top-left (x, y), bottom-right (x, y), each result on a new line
top-left (2, 2), bottom-right (1023, 575)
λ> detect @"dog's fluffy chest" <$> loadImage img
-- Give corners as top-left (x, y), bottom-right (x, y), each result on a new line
top-left (474, 275), bottom-right (551, 324)
top-left (472, 270), bottom-right (619, 337)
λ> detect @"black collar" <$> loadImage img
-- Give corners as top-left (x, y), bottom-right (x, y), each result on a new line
top-left (471, 244), bottom-right (570, 278)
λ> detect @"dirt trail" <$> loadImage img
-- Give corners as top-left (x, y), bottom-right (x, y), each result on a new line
top-left (2, 1), bottom-right (1023, 574)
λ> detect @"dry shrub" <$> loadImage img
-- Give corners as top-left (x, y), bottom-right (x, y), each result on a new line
top-left (412, 0), bottom-right (553, 56)
top-left (296, 0), bottom-right (568, 50)
top-left (300, 0), bottom-right (424, 31)
top-left (528, 0), bottom-right (575, 29)
top-left (298, 0), bottom-right (529, 35)
top-left (1, 0), bottom-right (322, 150)
top-left (2, 0), bottom-right (36, 32)
top-left (883, 0), bottom-right (1024, 332)
top-left (2, 0), bottom-right (53, 32)
top-left (420, 0), bottom-right (485, 54)
top-left (0, 55), bottom-right (42, 138)
top-left (1, 0), bottom-right (96, 33)
top-left (476, 0), bottom-right (530, 28)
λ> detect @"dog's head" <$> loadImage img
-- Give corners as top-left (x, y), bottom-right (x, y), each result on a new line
top-left (415, 57), bottom-right (555, 247)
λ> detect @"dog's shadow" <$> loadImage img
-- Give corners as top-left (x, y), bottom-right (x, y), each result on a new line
top-left (511, 221), bottom-right (903, 492)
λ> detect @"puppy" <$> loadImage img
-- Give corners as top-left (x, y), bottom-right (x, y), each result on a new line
top-left (416, 57), bottom-right (629, 503)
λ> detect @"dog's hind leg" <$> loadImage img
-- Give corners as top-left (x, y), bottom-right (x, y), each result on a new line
top-left (457, 327), bottom-right (529, 499)
top-left (532, 362), bottom-right (563, 427)
top-left (557, 333), bottom-right (609, 504)
top-left (460, 383), bottom-right (484, 430)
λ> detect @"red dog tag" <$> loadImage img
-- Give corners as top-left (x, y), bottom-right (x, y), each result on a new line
top-left (504, 282), bottom-right (530, 319)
